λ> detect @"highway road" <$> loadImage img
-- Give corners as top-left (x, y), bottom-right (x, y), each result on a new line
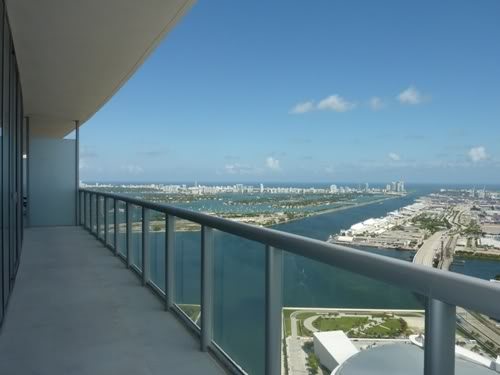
top-left (413, 230), bottom-right (445, 266)
top-left (413, 228), bottom-right (500, 356)
top-left (457, 308), bottom-right (500, 355)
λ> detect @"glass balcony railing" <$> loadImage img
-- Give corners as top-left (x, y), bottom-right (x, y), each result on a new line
top-left (116, 200), bottom-right (126, 257)
top-left (147, 210), bottom-right (166, 293)
top-left (105, 197), bottom-right (115, 248)
top-left (174, 219), bottom-right (201, 326)
top-left (79, 188), bottom-right (500, 375)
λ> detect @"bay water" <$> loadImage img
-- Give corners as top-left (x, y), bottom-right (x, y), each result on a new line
top-left (132, 185), bottom-right (499, 374)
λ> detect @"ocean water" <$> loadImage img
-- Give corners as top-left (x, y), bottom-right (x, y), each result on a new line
top-left (450, 257), bottom-right (500, 280)
top-left (125, 184), bottom-right (499, 375)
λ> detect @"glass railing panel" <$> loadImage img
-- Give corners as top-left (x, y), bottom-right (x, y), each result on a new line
top-left (282, 251), bottom-right (427, 375)
top-left (106, 198), bottom-right (115, 248)
top-left (213, 231), bottom-right (265, 375)
top-left (148, 210), bottom-right (166, 291)
top-left (130, 204), bottom-right (143, 271)
top-left (174, 219), bottom-right (201, 326)
top-left (455, 305), bottom-right (500, 372)
top-left (116, 201), bottom-right (126, 256)
top-left (98, 196), bottom-right (105, 240)
top-left (448, 253), bottom-right (500, 372)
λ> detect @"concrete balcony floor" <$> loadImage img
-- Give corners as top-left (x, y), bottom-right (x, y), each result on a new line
top-left (0, 226), bottom-right (225, 375)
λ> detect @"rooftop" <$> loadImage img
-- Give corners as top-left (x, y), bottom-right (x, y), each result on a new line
top-left (335, 343), bottom-right (497, 375)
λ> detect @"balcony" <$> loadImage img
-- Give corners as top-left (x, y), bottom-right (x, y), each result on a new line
top-left (1, 2), bottom-right (499, 374)
top-left (0, 189), bottom-right (499, 374)
top-left (9, 188), bottom-right (500, 375)
top-left (0, 225), bottom-right (225, 375)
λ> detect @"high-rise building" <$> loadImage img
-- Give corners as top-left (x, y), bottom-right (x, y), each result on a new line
top-left (260, 183), bottom-right (264, 193)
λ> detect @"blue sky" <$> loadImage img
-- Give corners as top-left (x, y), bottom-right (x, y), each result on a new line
top-left (80, 0), bottom-right (500, 184)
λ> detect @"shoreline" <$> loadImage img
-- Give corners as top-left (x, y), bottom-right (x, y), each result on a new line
top-left (454, 251), bottom-right (500, 262)
top-left (328, 239), bottom-right (415, 252)
top-left (283, 307), bottom-right (424, 313)
top-left (268, 195), bottom-right (403, 228)
top-left (158, 194), bottom-right (405, 232)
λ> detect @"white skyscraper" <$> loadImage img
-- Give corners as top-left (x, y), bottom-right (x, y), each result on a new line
top-left (260, 183), bottom-right (264, 193)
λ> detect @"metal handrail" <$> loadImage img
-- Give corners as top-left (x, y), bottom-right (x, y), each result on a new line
top-left (79, 188), bottom-right (500, 319)
top-left (79, 188), bottom-right (500, 375)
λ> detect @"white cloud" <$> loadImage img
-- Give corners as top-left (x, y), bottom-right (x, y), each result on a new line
top-left (468, 146), bottom-right (488, 162)
top-left (266, 157), bottom-right (281, 170)
top-left (224, 163), bottom-right (255, 175)
top-left (369, 97), bottom-right (385, 110)
top-left (80, 146), bottom-right (99, 158)
top-left (397, 86), bottom-right (422, 105)
top-left (121, 164), bottom-right (143, 174)
top-left (388, 152), bottom-right (401, 161)
top-left (79, 158), bottom-right (89, 170)
top-left (317, 95), bottom-right (355, 112)
top-left (290, 101), bottom-right (315, 114)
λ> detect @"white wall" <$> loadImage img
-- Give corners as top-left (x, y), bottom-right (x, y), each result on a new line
top-left (313, 334), bottom-right (339, 371)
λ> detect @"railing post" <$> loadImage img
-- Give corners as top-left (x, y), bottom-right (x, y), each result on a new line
top-left (126, 203), bottom-right (132, 268)
top-left (79, 191), bottom-right (83, 226)
top-left (424, 298), bottom-right (456, 375)
top-left (201, 226), bottom-right (214, 351)
top-left (165, 215), bottom-right (175, 310)
top-left (96, 195), bottom-right (100, 239)
top-left (77, 191), bottom-right (81, 225)
top-left (90, 194), bottom-right (94, 234)
top-left (113, 199), bottom-right (118, 255)
top-left (142, 207), bottom-right (150, 286)
top-left (104, 198), bottom-right (108, 245)
top-left (87, 192), bottom-right (91, 231)
top-left (80, 191), bottom-right (85, 226)
top-left (83, 192), bottom-right (87, 229)
top-left (265, 245), bottom-right (283, 375)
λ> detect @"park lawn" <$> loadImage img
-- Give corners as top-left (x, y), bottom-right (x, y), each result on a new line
top-left (313, 316), bottom-right (368, 332)
top-left (283, 310), bottom-right (317, 337)
top-left (361, 318), bottom-right (406, 338)
top-left (283, 309), bottom-right (294, 337)
top-left (178, 304), bottom-right (200, 322)
top-left (297, 312), bottom-right (319, 336)
top-left (383, 318), bottom-right (405, 331)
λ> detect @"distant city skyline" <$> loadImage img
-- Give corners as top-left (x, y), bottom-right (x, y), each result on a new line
top-left (79, 1), bottom-right (500, 184)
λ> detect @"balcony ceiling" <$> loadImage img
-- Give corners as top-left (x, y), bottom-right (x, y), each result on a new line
top-left (6, 0), bottom-right (194, 138)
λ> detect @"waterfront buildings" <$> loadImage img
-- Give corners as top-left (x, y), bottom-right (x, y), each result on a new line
top-left (313, 331), bottom-right (358, 371)
top-left (82, 181), bottom-right (406, 197)
top-left (386, 180), bottom-right (406, 193)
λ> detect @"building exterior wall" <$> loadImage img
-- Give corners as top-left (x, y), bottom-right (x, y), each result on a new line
top-left (27, 137), bottom-right (76, 227)
top-left (313, 334), bottom-right (339, 371)
top-left (0, 0), bottom-right (24, 327)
